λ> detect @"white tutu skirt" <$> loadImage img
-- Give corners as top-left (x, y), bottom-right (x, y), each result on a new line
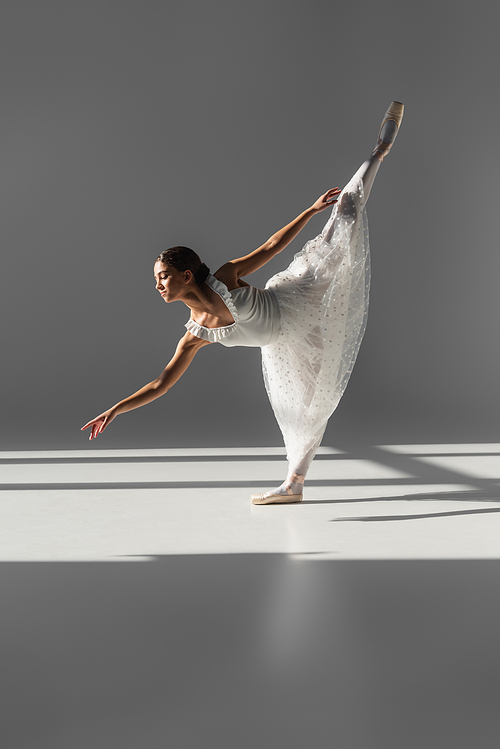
top-left (262, 173), bottom-right (369, 472)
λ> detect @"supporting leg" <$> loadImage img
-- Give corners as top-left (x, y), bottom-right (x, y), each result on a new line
top-left (256, 442), bottom-right (319, 502)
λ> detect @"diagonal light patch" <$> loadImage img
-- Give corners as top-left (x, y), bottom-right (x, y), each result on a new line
top-left (1, 445), bottom-right (500, 561)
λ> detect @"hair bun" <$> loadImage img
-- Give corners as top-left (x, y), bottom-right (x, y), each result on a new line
top-left (195, 263), bottom-right (210, 285)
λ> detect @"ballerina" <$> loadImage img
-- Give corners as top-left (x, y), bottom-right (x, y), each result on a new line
top-left (82, 101), bottom-right (404, 504)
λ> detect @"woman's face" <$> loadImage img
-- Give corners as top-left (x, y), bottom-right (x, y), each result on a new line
top-left (154, 262), bottom-right (190, 303)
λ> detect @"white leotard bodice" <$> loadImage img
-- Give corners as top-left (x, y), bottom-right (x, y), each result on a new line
top-left (185, 274), bottom-right (281, 347)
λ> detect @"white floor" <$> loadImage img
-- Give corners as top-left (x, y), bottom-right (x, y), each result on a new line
top-left (2, 444), bottom-right (500, 748)
top-left (1, 444), bottom-right (500, 560)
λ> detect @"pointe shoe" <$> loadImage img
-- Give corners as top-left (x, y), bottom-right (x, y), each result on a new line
top-left (251, 491), bottom-right (303, 505)
top-left (372, 101), bottom-right (404, 161)
top-left (251, 472), bottom-right (304, 505)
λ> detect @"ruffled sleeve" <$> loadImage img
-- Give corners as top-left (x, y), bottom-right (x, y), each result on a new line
top-left (184, 274), bottom-right (239, 343)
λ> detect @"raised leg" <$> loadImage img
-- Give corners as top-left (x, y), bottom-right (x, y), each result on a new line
top-left (355, 154), bottom-right (381, 204)
top-left (337, 100), bottom-right (404, 207)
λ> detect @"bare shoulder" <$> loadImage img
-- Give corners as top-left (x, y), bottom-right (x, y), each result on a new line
top-left (214, 262), bottom-right (250, 290)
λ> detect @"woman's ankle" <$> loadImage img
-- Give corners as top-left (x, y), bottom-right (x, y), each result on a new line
top-left (270, 473), bottom-right (305, 497)
top-left (285, 472), bottom-right (305, 495)
top-left (372, 118), bottom-right (399, 161)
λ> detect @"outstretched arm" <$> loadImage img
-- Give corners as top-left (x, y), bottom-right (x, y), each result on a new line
top-left (81, 332), bottom-right (212, 440)
top-left (218, 188), bottom-right (341, 281)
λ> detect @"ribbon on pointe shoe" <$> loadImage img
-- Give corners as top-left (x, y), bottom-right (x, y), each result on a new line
top-left (285, 472), bottom-right (305, 495)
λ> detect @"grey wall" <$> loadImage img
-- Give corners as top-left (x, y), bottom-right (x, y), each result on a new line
top-left (1, 0), bottom-right (499, 449)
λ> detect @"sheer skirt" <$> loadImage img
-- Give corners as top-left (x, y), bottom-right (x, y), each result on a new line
top-left (261, 172), bottom-right (369, 473)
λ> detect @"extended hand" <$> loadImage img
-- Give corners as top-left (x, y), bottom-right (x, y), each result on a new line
top-left (81, 408), bottom-right (117, 440)
top-left (311, 187), bottom-right (341, 213)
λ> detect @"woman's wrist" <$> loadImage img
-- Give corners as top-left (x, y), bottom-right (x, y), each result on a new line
top-left (112, 381), bottom-right (163, 416)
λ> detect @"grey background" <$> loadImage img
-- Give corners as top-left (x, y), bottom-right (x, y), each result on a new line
top-left (1, 0), bottom-right (498, 450)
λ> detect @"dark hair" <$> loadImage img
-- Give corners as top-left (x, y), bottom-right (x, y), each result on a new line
top-left (156, 246), bottom-right (210, 286)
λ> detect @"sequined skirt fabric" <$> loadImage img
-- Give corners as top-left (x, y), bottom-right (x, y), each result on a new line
top-left (262, 173), bottom-right (370, 471)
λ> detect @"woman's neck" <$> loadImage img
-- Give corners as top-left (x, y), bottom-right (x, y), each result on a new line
top-left (182, 282), bottom-right (215, 316)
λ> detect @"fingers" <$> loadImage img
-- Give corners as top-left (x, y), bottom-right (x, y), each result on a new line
top-left (322, 188), bottom-right (341, 204)
top-left (81, 419), bottom-right (99, 436)
top-left (81, 418), bottom-right (104, 440)
top-left (324, 188), bottom-right (341, 206)
top-left (91, 421), bottom-right (103, 440)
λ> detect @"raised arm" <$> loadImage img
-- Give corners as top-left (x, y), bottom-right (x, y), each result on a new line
top-left (218, 188), bottom-right (341, 281)
top-left (81, 332), bottom-right (211, 440)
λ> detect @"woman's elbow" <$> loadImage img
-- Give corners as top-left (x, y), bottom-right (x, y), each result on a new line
top-left (151, 377), bottom-right (169, 395)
